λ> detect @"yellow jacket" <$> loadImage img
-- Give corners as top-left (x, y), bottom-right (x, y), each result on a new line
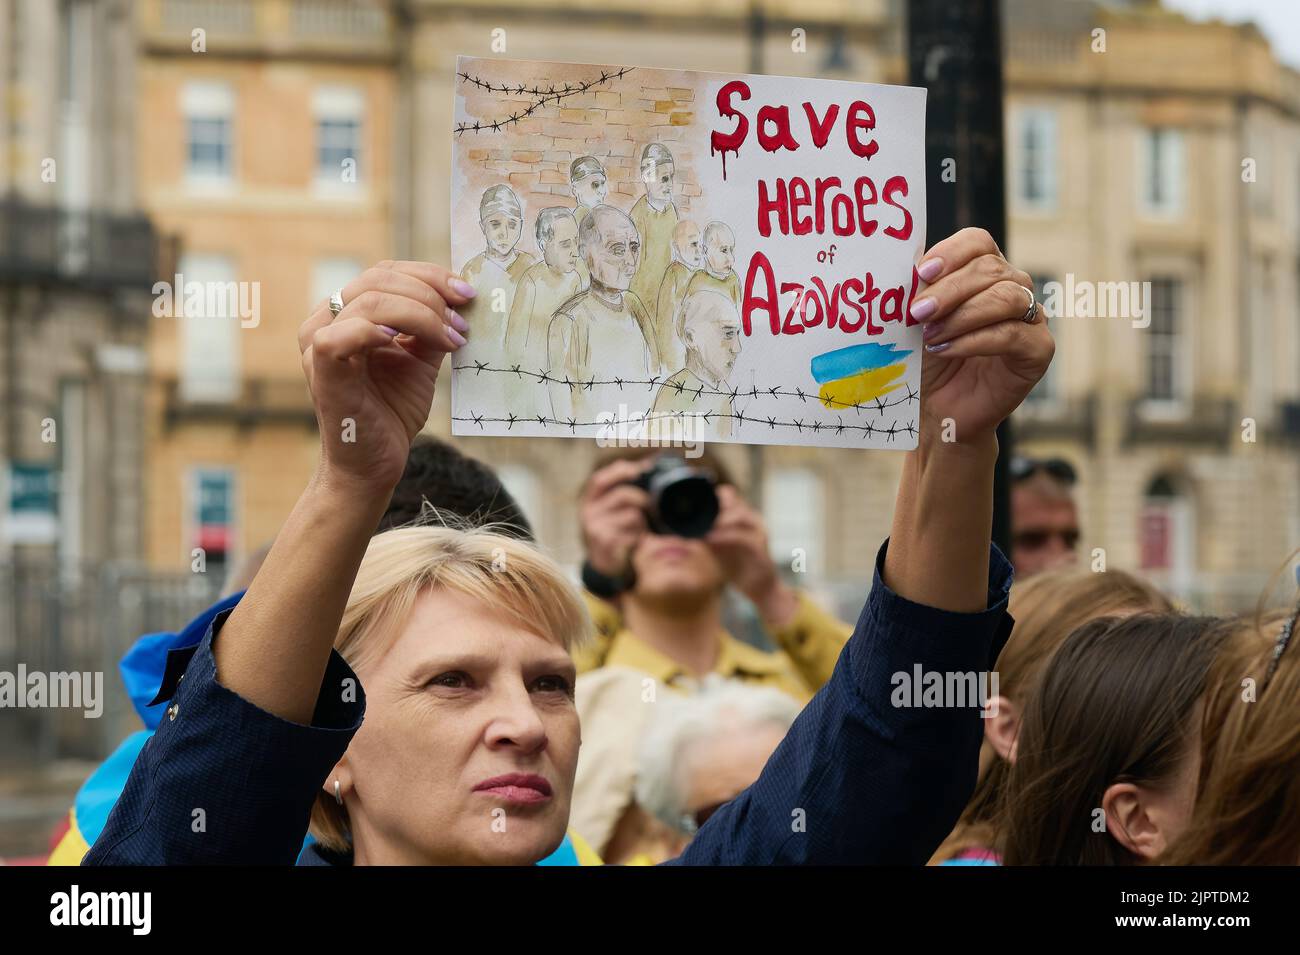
top-left (575, 589), bottom-right (851, 703)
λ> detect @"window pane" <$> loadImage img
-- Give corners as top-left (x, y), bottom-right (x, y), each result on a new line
top-left (1144, 128), bottom-right (1183, 214)
top-left (1145, 277), bottom-right (1181, 400)
top-left (179, 253), bottom-right (241, 402)
top-left (183, 83), bottom-right (233, 179)
top-left (1017, 110), bottom-right (1056, 207)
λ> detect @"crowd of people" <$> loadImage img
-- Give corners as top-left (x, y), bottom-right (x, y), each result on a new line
top-left (50, 228), bottom-right (1297, 867)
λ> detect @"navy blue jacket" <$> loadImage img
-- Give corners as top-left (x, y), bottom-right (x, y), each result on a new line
top-left (85, 540), bottom-right (1013, 866)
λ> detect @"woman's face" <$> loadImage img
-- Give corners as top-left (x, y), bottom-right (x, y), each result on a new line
top-left (337, 587), bottom-right (579, 865)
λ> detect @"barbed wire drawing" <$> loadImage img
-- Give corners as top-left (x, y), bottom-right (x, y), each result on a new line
top-left (451, 361), bottom-right (919, 415)
top-left (451, 408), bottom-right (918, 441)
top-left (454, 67), bottom-right (636, 136)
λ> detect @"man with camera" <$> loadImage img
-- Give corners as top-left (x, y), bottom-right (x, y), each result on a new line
top-left (570, 448), bottom-right (852, 859)
top-left (575, 449), bottom-right (852, 696)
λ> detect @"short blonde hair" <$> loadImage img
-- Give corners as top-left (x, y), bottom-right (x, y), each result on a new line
top-left (310, 522), bottom-right (592, 852)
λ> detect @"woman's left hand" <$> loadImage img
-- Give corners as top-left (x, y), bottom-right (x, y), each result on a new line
top-left (909, 228), bottom-right (1054, 442)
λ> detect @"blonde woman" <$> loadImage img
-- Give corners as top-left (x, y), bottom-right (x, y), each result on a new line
top-left (86, 230), bottom-right (1054, 866)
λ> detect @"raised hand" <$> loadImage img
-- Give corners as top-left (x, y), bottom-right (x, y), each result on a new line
top-left (298, 261), bottom-right (475, 492)
top-left (908, 228), bottom-right (1054, 443)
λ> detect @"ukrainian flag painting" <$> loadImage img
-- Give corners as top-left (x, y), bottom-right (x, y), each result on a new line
top-left (811, 343), bottom-right (913, 409)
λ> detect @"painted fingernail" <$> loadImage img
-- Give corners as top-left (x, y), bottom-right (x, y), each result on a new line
top-left (910, 296), bottom-right (937, 321)
top-left (924, 341), bottom-right (951, 354)
top-left (451, 278), bottom-right (477, 298)
top-left (918, 257), bottom-right (944, 282)
top-left (380, 325), bottom-right (399, 336)
top-left (448, 327), bottom-right (468, 348)
top-left (922, 320), bottom-right (944, 341)
top-left (446, 308), bottom-right (469, 333)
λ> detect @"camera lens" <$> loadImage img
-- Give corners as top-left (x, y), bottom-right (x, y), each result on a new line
top-left (651, 471), bottom-right (719, 538)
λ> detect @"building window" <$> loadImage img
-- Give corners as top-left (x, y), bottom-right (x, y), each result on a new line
top-left (1015, 108), bottom-right (1057, 211)
top-left (1140, 127), bottom-right (1184, 217)
top-left (314, 87), bottom-right (364, 190)
top-left (182, 81), bottom-right (234, 182)
top-left (1139, 474), bottom-right (1195, 598)
top-left (311, 258), bottom-right (364, 309)
top-left (1144, 277), bottom-right (1184, 404)
top-left (190, 467), bottom-right (236, 579)
top-left (178, 253), bottom-right (241, 402)
top-left (1026, 274), bottom-right (1059, 404)
top-left (763, 468), bottom-right (824, 575)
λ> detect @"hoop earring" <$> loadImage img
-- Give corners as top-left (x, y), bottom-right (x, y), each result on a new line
top-left (334, 779), bottom-right (343, 806)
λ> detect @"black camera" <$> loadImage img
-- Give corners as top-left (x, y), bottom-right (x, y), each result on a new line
top-left (630, 455), bottom-right (720, 538)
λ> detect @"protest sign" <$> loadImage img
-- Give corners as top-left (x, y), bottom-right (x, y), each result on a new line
top-left (451, 56), bottom-right (927, 449)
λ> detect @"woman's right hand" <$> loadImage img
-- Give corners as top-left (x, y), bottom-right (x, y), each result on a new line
top-left (298, 261), bottom-right (475, 492)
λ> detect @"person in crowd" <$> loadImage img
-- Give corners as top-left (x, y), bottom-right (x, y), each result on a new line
top-left (379, 436), bottom-right (535, 539)
top-left (86, 230), bottom-right (1052, 865)
top-left (1009, 455), bottom-right (1079, 577)
top-left (1165, 565), bottom-right (1299, 865)
top-left (51, 436), bottom-right (550, 865)
top-left (569, 459), bottom-right (848, 859)
top-left (931, 568), bottom-right (1173, 865)
top-left (632, 677), bottom-right (801, 863)
top-left (573, 447), bottom-right (849, 701)
top-left (1000, 613), bottom-right (1232, 865)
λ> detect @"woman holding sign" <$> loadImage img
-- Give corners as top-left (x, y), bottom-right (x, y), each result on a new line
top-left (85, 228), bottom-right (1054, 866)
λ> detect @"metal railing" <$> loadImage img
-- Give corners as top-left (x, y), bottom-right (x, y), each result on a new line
top-left (0, 197), bottom-right (159, 293)
top-left (160, 0), bottom-right (256, 35)
top-left (0, 560), bottom-right (223, 766)
top-left (161, 377), bottom-right (319, 431)
top-left (291, 0), bottom-right (387, 36)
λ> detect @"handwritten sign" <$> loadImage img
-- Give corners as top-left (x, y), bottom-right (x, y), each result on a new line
top-left (450, 56), bottom-right (926, 450)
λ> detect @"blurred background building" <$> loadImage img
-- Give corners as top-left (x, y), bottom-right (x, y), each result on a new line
top-left (1000, 0), bottom-right (1300, 609)
top-left (0, 0), bottom-right (1297, 856)
top-left (136, 0), bottom-right (398, 579)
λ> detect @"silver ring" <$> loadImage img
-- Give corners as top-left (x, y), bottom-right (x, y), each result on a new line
top-left (329, 289), bottom-right (345, 318)
top-left (1019, 285), bottom-right (1039, 324)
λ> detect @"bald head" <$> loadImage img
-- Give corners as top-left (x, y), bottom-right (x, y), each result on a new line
top-left (672, 220), bottom-right (702, 268)
top-left (702, 221), bottom-right (735, 275)
top-left (580, 204), bottom-right (641, 291)
top-left (678, 290), bottom-right (741, 384)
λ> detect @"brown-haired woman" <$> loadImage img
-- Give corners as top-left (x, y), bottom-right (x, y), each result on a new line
top-left (1000, 614), bottom-right (1234, 865)
top-left (1164, 594), bottom-right (1299, 865)
top-left (932, 568), bottom-right (1173, 864)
